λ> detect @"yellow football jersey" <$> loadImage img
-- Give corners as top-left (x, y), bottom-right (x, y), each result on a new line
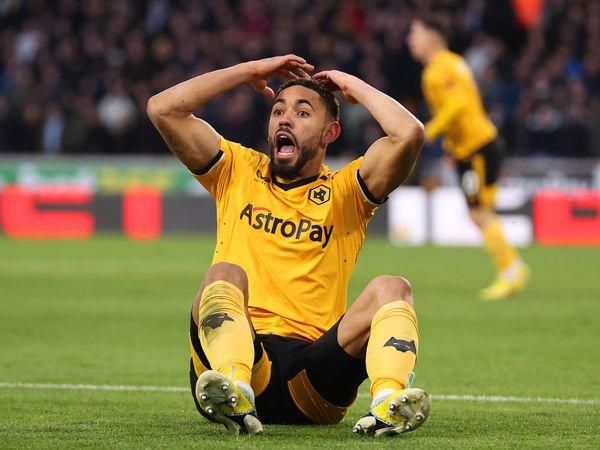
top-left (194, 138), bottom-right (381, 342)
top-left (422, 50), bottom-right (497, 160)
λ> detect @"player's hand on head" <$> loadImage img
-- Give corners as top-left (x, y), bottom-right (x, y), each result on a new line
top-left (313, 70), bottom-right (360, 104)
top-left (249, 55), bottom-right (314, 100)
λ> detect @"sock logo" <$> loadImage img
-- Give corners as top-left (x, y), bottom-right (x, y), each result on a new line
top-left (201, 313), bottom-right (234, 329)
top-left (384, 337), bottom-right (416, 354)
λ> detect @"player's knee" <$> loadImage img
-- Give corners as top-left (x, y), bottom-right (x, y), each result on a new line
top-left (467, 207), bottom-right (481, 225)
top-left (367, 275), bottom-right (414, 307)
top-left (202, 262), bottom-right (248, 293)
top-left (193, 263), bottom-right (248, 326)
top-left (468, 207), bottom-right (491, 229)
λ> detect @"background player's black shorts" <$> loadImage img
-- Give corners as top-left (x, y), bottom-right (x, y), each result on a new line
top-left (456, 139), bottom-right (505, 208)
top-left (189, 315), bottom-right (368, 424)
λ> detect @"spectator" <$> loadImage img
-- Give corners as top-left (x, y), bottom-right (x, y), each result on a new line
top-left (41, 103), bottom-right (64, 155)
top-left (0, 0), bottom-right (597, 157)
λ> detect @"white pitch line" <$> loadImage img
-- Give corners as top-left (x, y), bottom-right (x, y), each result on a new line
top-left (1, 382), bottom-right (598, 405)
top-left (0, 382), bottom-right (188, 393)
top-left (425, 394), bottom-right (598, 405)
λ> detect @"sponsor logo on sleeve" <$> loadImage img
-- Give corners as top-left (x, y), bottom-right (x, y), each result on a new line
top-left (256, 169), bottom-right (271, 184)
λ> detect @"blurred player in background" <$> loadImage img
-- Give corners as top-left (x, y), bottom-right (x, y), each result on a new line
top-left (407, 16), bottom-right (531, 301)
top-left (148, 55), bottom-right (430, 437)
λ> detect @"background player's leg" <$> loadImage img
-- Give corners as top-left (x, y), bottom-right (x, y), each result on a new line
top-left (470, 206), bottom-right (530, 300)
top-left (471, 206), bottom-right (518, 273)
top-left (466, 144), bottom-right (529, 300)
top-left (192, 262), bottom-right (255, 384)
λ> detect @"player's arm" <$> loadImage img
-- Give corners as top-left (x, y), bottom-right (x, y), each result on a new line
top-left (313, 70), bottom-right (424, 201)
top-left (423, 71), bottom-right (467, 142)
top-left (147, 55), bottom-right (314, 173)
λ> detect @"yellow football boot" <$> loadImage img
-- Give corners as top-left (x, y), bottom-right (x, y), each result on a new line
top-left (352, 388), bottom-right (431, 437)
top-left (480, 264), bottom-right (531, 301)
top-left (195, 370), bottom-right (263, 435)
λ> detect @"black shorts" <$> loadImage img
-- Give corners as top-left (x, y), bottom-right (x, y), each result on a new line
top-left (189, 314), bottom-right (367, 425)
top-left (456, 139), bottom-right (504, 208)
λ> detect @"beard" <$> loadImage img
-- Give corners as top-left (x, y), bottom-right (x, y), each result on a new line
top-left (269, 132), bottom-right (321, 180)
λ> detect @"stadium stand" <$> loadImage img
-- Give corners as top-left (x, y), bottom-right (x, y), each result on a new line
top-left (0, 0), bottom-right (598, 157)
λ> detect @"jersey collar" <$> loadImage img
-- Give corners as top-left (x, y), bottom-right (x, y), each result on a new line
top-left (272, 174), bottom-right (321, 191)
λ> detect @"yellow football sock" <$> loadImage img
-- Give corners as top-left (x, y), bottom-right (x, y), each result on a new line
top-left (367, 300), bottom-right (419, 397)
top-left (198, 280), bottom-right (253, 385)
top-left (482, 218), bottom-right (518, 272)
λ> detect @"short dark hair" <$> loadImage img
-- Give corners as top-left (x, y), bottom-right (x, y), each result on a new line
top-left (419, 13), bottom-right (452, 44)
top-left (275, 78), bottom-right (340, 121)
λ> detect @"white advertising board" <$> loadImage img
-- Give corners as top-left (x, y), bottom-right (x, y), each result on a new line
top-left (388, 187), bottom-right (532, 247)
top-left (387, 187), bottom-right (428, 245)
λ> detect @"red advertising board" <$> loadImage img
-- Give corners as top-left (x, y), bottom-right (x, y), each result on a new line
top-left (0, 185), bottom-right (95, 239)
top-left (0, 185), bottom-right (162, 240)
top-left (533, 190), bottom-right (600, 245)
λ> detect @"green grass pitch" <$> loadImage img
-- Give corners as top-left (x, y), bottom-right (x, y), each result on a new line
top-left (1, 235), bottom-right (599, 448)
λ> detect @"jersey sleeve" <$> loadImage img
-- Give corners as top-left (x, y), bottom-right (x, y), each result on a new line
top-left (423, 64), bottom-right (468, 140)
top-left (192, 137), bottom-right (263, 202)
top-left (333, 157), bottom-right (385, 223)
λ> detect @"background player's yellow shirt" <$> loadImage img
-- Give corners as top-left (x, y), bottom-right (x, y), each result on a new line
top-left (423, 50), bottom-right (497, 160)
top-left (194, 138), bottom-right (380, 342)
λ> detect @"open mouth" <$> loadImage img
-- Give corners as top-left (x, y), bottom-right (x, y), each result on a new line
top-left (275, 130), bottom-right (297, 158)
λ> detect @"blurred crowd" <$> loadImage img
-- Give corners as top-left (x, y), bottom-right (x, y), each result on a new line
top-left (0, 0), bottom-right (598, 157)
